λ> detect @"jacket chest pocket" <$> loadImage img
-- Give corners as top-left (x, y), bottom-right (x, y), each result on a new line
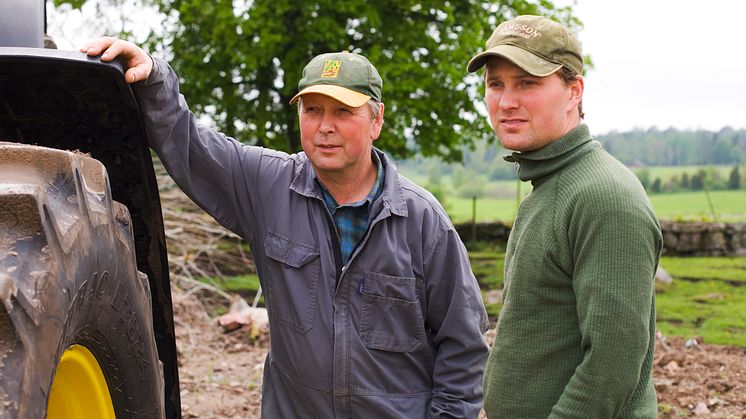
top-left (263, 231), bottom-right (320, 334)
top-left (360, 272), bottom-right (425, 352)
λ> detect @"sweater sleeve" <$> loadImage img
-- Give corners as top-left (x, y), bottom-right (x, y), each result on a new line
top-left (133, 57), bottom-right (263, 240)
top-left (550, 192), bottom-right (661, 418)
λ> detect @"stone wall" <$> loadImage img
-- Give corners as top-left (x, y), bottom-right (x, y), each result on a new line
top-left (454, 222), bottom-right (512, 246)
top-left (659, 221), bottom-right (746, 256)
top-left (455, 221), bottom-right (746, 256)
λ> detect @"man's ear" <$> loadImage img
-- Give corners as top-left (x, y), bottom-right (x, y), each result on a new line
top-left (371, 102), bottom-right (385, 141)
top-left (568, 75), bottom-right (584, 110)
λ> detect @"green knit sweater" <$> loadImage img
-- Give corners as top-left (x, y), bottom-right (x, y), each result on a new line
top-left (484, 125), bottom-right (662, 418)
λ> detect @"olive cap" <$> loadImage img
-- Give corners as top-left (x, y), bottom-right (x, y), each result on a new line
top-left (290, 51), bottom-right (382, 107)
top-left (467, 15), bottom-right (583, 76)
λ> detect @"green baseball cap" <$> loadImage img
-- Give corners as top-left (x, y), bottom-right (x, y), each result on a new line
top-left (467, 15), bottom-right (583, 76)
top-left (290, 51), bottom-right (382, 107)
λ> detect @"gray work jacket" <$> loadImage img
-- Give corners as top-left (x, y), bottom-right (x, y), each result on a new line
top-left (136, 58), bottom-right (489, 418)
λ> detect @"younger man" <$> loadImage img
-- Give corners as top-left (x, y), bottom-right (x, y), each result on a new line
top-left (468, 15), bottom-right (662, 418)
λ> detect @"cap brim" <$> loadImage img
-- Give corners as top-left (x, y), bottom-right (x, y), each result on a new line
top-left (289, 85), bottom-right (371, 107)
top-left (467, 44), bottom-right (562, 76)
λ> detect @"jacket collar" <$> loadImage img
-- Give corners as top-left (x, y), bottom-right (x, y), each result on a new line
top-left (503, 124), bottom-right (598, 182)
top-left (290, 147), bottom-right (408, 217)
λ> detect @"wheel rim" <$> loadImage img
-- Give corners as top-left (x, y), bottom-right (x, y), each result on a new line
top-left (47, 344), bottom-right (116, 419)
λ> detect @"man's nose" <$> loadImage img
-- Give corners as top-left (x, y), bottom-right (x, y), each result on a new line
top-left (499, 87), bottom-right (520, 110)
top-left (319, 111), bottom-right (335, 133)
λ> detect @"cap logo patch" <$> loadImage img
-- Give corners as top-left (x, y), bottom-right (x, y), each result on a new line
top-left (321, 60), bottom-right (342, 78)
top-left (497, 23), bottom-right (542, 39)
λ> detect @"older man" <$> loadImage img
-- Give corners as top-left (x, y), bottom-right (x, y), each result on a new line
top-left (467, 15), bottom-right (662, 418)
top-left (83, 38), bottom-right (489, 418)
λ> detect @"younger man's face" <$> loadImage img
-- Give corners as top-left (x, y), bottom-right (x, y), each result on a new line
top-left (484, 57), bottom-right (583, 152)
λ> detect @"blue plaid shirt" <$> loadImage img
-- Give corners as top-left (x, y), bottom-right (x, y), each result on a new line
top-left (319, 153), bottom-right (384, 265)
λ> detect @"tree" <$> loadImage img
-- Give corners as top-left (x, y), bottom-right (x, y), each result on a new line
top-left (691, 172), bottom-right (704, 191)
top-left (650, 177), bottom-right (661, 194)
top-left (634, 168), bottom-right (651, 191)
top-left (55, 0), bottom-right (582, 161)
top-left (681, 172), bottom-right (690, 189)
top-left (728, 165), bottom-right (741, 189)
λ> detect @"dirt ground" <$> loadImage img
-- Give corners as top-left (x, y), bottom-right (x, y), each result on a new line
top-left (173, 290), bottom-right (746, 418)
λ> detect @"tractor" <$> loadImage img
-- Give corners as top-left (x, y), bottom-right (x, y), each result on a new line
top-left (0, 1), bottom-right (180, 417)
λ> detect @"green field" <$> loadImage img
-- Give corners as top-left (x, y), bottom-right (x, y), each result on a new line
top-left (649, 190), bottom-right (746, 222)
top-left (445, 185), bottom-right (746, 223)
top-left (445, 189), bottom-right (746, 223)
top-left (655, 256), bottom-right (746, 346)
top-left (399, 164), bottom-right (746, 223)
top-left (204, 251), bottom-right (746, 348)
top-left (470, 251), bottom-right (746, 347)
top-left (639, 165), bottom-right (735, 180)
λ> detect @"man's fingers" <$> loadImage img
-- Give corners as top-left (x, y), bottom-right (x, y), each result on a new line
top-left (80, 36), bottom-right (116, 56)
top-left (81, 37), bottom-right (132, 63)
top-left (100, 39), bottom-right (131, 62)
top-left (80, 37), bottom-right (152, 83)
top-left (124, 69), bottom-right (138, 84)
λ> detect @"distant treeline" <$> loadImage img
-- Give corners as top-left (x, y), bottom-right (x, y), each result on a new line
top-left (597, 127), bottom-right (746, 166)
top-left (634, 165), bottom-right (741, 194)
top-left (397, 127), bottom-right (746, 200)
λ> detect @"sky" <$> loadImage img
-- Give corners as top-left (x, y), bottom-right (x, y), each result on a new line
top-left (568, 0), bottom-right (746, 135)
top-left (48, 1), bottom-right (746, 136)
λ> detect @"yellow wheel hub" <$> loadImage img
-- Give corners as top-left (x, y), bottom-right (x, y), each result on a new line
top-left (47, 344), bottom-right (116, 419)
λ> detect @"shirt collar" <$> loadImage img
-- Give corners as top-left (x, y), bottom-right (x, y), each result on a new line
top-left (319, 151), bottom-right (383, 212)
top-left (290, 147), bottom-right (408, 217)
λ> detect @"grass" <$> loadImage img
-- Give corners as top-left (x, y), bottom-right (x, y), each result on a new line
top-left (399, 163), bottom-right (746, 223)
top-left (448, 196), bottom-right (520, 224)
top-left (639, 165), bottom-right (735, 180)
top-left (445, 189), bottom-right (746, 223)
top-left (468, 246), bottom-right (506, 325)
top-left (203, 252), bottom-right (746, 348)
top-left (648, 190), bottom-right (746, 222)
top-left (655, 256), bottom-right (746, 346)
top-left (199, 274), bottom-right (264, 304)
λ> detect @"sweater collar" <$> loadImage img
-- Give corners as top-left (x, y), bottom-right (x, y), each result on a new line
top-left (503, 124), bottom-right (597, 182)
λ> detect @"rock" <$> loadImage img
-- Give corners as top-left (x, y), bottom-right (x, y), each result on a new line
top-left (218, 296), bottom-right (269, 337)
top-left (664, 361), bottom-right (681, 373)
top-left (655, 266), bottom-right (673, 284)
top-left (693, 401), bottom-right (710, 415)
top-left (483, 289), bottom-right (503, 305)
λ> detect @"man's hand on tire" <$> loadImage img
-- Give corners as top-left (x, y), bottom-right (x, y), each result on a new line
top-left (81, 36), bottom-right (154, 84)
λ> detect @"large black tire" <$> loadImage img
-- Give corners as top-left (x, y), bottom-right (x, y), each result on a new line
top-left (0, 143), bottom-right (165, 418)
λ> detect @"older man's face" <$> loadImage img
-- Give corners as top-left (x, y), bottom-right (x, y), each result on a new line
top-left (299, 93), bottom-right (383, 180)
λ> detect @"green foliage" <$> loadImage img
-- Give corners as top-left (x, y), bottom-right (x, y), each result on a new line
top-left (54, 0), bottom-right (87, 8)
top-left (424, 181), bottom-right (450, 212)
top-left (451, 166), bottom-right (487, 198)
top-left (58, 0), bottom-right (580, 161)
